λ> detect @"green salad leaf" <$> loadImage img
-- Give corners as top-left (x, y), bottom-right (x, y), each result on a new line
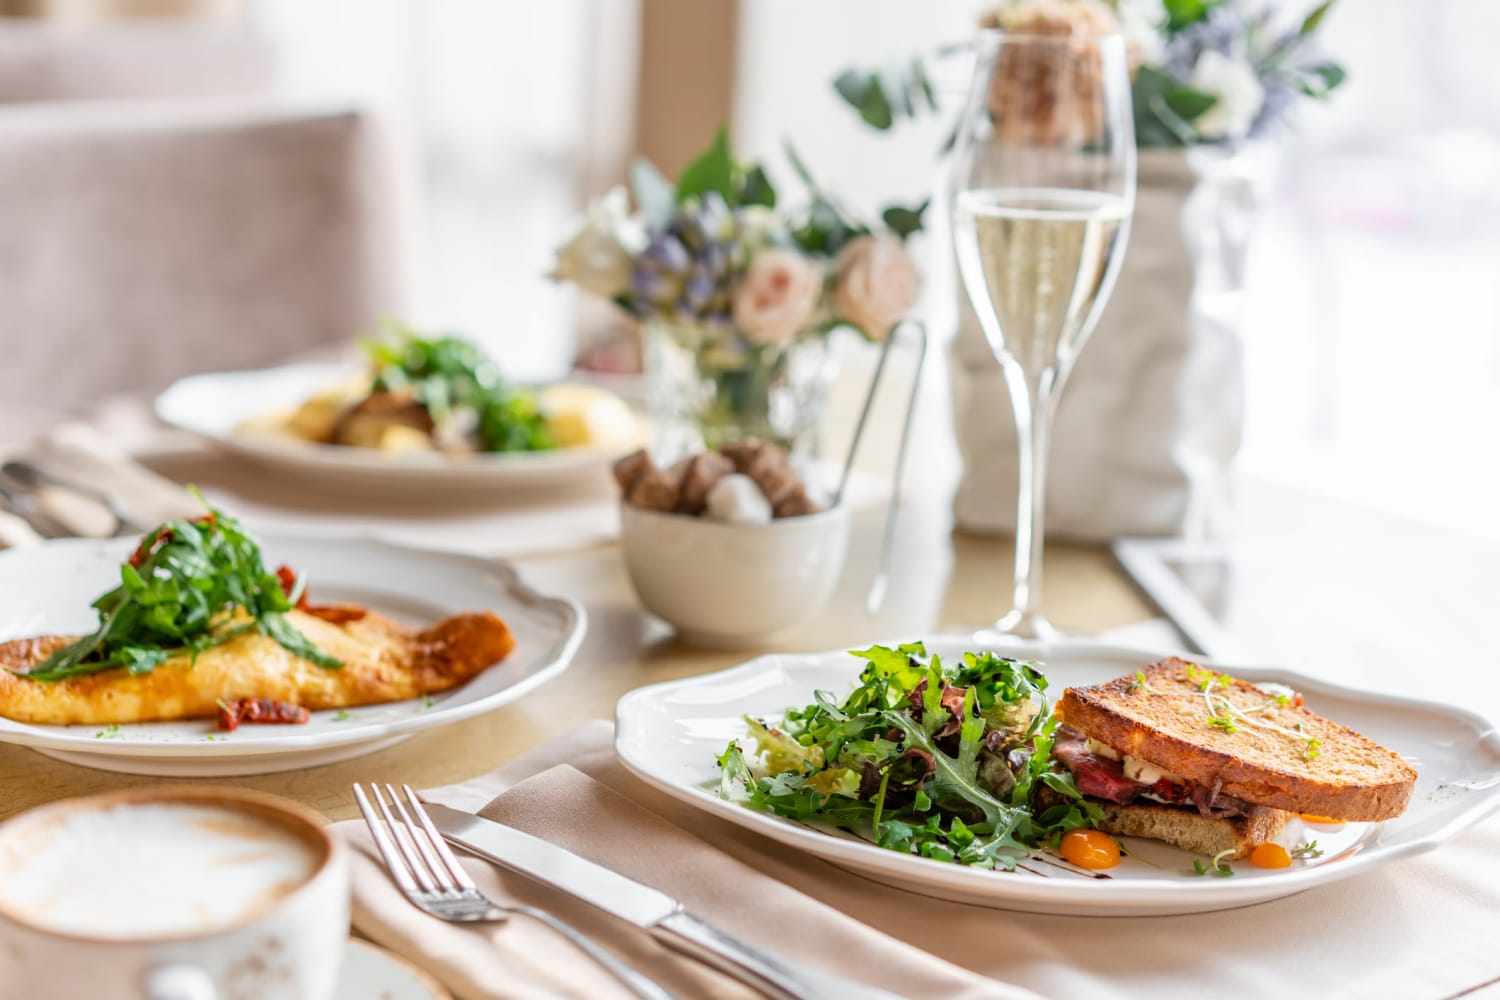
top-left (718, 643), bottom-right (1102, 869)
top-left (362, 322), bottom-right (553, 453)
top-left (16, 495), bottom-right (340, 682)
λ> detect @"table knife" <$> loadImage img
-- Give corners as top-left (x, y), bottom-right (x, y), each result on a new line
top-left (423, 802), bottom-right (906, 1000)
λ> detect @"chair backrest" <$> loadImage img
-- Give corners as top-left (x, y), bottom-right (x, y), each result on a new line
top-left (0, 100), bottom-right (406, 415)
top-left (0, 21), bottom-right (272, 104)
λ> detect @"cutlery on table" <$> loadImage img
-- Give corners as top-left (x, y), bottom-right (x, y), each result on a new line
top-left (354, 782), bottom-right (678, 1000)
top-left (422, 800), bottom-right (907, 1000)
top-left (0, 476), bottom-right (74, 539)
top-left (0, 460), bottom-right (146, 535)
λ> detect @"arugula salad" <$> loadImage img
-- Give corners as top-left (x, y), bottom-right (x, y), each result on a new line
top-left (717, 642), bottom-right (1103, 869)
top-left (17, 499), bottom-right (340, 682)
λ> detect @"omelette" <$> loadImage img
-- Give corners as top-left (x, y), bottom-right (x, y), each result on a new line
top-left (0, 604), bottom-right (514, 727)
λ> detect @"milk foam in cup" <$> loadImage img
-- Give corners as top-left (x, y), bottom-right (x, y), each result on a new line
top-left (0, 801), bottom-right (321, 939)
top-left (0, 787), bottom-right (349, 1000)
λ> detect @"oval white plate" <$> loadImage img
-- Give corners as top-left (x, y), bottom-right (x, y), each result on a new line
top-left (155, 363), bottom-right (636, 497)
top-left (0, 535), bottom-right (585, 776)
top-left (336, 939), bottom-right (449, 1000)
top-left (615, 637), bottom-right (1500, 917)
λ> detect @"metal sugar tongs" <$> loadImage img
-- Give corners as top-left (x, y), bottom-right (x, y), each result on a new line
top-left (831, 319), bottom-right (928, 615)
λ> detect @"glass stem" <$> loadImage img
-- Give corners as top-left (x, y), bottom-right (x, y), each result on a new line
top-left (1001, 362), bottom-right (1060, 636)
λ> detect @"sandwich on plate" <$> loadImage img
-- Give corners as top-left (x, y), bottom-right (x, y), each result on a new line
top-left (1053, 657), bottom-right (1418, 859)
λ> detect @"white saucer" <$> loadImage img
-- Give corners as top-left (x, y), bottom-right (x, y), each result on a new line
top-left (337, 939), bottom-right (449, 1000)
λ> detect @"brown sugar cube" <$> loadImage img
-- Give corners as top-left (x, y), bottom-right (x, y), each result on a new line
top-left (773, 487), bottom-right (821, 519)
top-left (720, 438), bottom-right (780, 475)
top-left (612, 449), bottom-right (654, 494)
top-left (676, 452), bottom-right (734, 515)
top-left (626, 464), bottom-right (683, 512)
top-left (747, 459), bottom-right (803, 507)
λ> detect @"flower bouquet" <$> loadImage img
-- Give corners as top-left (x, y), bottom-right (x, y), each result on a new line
top-left (549, 127), bottom-right (922, 455)
top-left (833, 0), bottom-right (1345, 149)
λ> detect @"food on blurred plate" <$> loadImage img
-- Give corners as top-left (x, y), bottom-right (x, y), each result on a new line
top-left (0, 501), bottom-right (515, 727)
top-left (719, 644), bottom-right (1415, 874)
top-left (613, 438), bottom-right (820, 522)
top-left (1054, 658), bottom-right (1417, 860)
top-left (249, 324), bottom-right (636, 455)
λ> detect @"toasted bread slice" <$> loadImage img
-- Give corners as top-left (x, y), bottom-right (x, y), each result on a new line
top-left (1057, 658), bottom-right (1416, 822)
top-left (1095, 801), bottom-right (1291, 860)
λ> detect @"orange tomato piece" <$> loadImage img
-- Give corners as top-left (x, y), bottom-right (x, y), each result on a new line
top-left (1250, 843), bottom-right (1292, 869)
top-left (1059, 829), bottom-right (1121, 870)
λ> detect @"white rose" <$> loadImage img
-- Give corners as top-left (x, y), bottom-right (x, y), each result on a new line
top-left (548, 186), bottom-right (645, 299)
top-left (736, 205), bottom-right (782, 251)
top-left (1188, 50), bottom-right (1265, 142)
top-left (1117, 0), bottom-right (1166, 66)
top-left (834, 235), bottom-right (920, 339)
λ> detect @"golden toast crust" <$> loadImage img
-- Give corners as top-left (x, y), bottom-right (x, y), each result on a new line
top-left (1095, 801), bottom-right (1291, 860)
top-left (1057, 658), bottom-right (1416, 822)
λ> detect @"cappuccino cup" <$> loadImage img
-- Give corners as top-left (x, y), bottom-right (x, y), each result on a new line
top-left (0, 787), bottom-right (349, 1000)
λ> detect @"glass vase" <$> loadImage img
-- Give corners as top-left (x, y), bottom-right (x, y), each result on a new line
top-left (643, 321), bottom-right (835, 459)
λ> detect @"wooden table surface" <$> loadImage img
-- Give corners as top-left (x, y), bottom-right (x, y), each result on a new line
top-left (0, 495), bottom-right (1153, 822)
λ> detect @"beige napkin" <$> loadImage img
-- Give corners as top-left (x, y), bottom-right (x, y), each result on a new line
top-left (343, 720), bottom-right (1500, 1000)
top-left (335, 737), bottom-right (1036, 1000)
top-left (0, 423), bottom-right (197, 546)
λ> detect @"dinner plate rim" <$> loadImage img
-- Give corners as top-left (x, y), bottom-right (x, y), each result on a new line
top-left (614, 636), bottom-right (1500, 913)
top-left (0, 534), bottom-right (586, 760)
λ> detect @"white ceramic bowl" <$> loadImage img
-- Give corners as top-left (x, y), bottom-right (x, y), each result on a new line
top-left (619, 501), bottom-right (851, 646)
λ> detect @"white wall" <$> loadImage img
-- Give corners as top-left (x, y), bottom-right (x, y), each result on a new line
top-left (249, 0), bottom-right (601, 380)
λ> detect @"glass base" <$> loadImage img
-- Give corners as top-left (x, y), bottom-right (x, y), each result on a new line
top-left (973, 609), bottom-right (1062, 643)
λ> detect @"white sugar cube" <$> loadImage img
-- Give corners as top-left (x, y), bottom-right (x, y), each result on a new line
top-left (705, 473), bottom-right (773, 524)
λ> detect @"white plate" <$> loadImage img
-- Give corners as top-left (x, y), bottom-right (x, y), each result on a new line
top-left (615, 637), bottom-right (1500, 916)
top-left (336, 939), bottom-right (449, 1000)
top-left (155, 363), bottom-right (634, 497)
top-left (0, 535), bottom-right (585, 776)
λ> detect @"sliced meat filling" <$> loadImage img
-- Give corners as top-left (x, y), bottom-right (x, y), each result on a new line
top-left (1052, 726), bottom-right (1255, 819)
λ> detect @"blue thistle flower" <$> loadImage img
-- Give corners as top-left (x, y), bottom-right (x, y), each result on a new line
top-left (629, 194), bottom-right (744, 324)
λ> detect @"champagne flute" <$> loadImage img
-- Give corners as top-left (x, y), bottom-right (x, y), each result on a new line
top-left (951, 29), bottom-right (1136, 639)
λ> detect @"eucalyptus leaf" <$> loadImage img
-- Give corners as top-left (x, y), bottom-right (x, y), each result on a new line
top-left (674, 124), bottom-right (736, 205)
top-left (1132, 67), bottom-right (1200, 147)
top-left (629, 157), bottom-right (676, 226)
top-left (1299, 0), bottom-right (1336, 36)
top-left (882, 199), bottom-right (929, 239)
top-left (1162, 0), bottom-right (1220, 32)
top-left (738, 164), bottom-right (776, 208)
top-left (1299, 62), bottom-right (1347, 99)
top-left (1164, 85), bottom-right (1218, 122)
top-left (833, 68), bottom-right (894, 130)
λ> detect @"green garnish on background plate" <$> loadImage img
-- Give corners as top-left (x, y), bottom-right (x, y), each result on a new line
top-left (16, 495), bottom-right (340, 682)
top-left (717, 642), bottom-right (1102, 870)
top-left (364, 323), bottom-right (554, 453)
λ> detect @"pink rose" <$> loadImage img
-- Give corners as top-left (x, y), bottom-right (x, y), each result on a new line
top-left (733, 249), bottom-right (822, 348)
top-left (834, 235), bottom-right (920, 338)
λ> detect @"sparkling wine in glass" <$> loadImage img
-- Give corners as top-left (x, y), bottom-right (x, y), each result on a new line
top-left (951, 30), bottom-right (1136, 639)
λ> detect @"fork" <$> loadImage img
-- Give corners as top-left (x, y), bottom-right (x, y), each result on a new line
top-left (354, 783), bottom-right (679, 1000)
top-left (0, 477), bottom-right (73, 538)
top-left (0, 460), bottom-right (145, 536)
